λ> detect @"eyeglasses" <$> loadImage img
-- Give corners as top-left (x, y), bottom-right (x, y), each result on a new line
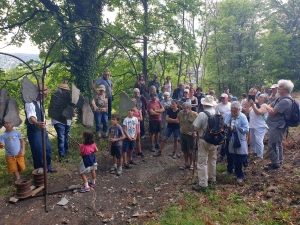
top-left (104, 74), bottom-right (110, 76)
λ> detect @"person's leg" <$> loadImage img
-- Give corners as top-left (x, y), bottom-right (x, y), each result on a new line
top-left (159, 138), bottom-right (168, 152)
top-left (225, 141), bottom-right (234, 173)
top-left (155, 121), bottom-right (161, 148)
top-left (173, 128), bottom-right (180, 153)
top-left (267, 127), bottom-right (281, 167)
top-left (102, 112), bottom-right (108, 134)
top-left (197, 140), bottom-right (209, 187)
top-left (54, 123), bottom-right (66, 157)
top-left (136, 133), bottom-right (141, 152)
top-left (45, 132), bottom-right (53, 171)
top-left (140, 118), bottom-right (145, 137)
top-left (13, 171), bottom-right (20, 180)
top-left (154, 132), bottom-right (159, 147)
top-left (64, 125), bottom-right (71, 155)
top-left (107, 97), bottom-right (112, 120)
top-left (94, 111), bottom-right (101, 132)
top-left (27, 128), bottom-right (43, 169)
top-left (278, 128), bottom-right (285, 165)
top-left (113, 155), bottom-right (117, 165)
top-left (207, 145), bottom-right (217, 183)
top-left (91, 170), bottom-right (96, 180)
top-left (234, 155), bottom-right (244, 180)
top-left (81, 173), bottom-right (88, 184)
top-left (255, 127), bottom-right (266, 159)
top-left (250, 128), bottom-right (256, 155)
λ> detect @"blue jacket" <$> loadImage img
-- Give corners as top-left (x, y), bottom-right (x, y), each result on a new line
top-left (224, 112), bottom-right (249, 155)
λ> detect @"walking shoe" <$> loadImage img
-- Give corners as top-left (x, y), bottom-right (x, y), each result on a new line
top-left (222, 171), bottom-right (232, 175)
top-left (264, 165), bottom-right (280, 171)
top-left (103, 132), bottom-right (108, 138)
top-left (237, 178), bottom-right (244, 183)
top-left (110, 167), bottom-right (117, 172)
top-left (117, 170), bottom-right (122, 176)
top-left (124, 163), bottom-right (132, 169)
top-left (150, 146), bottom-right (156, 152)
top-left (79, 187), bottom-right (91, 193)
top-left (171, 152), bottom-right (176, 159)
top-left (132, 152), bottom-right (137, 157)
top-left (153, 151), bottom-right (162, 157)
top-left (155, 143), bottom-right (160, 149)
top-left (137, 152), bottom-right (145, 157)
top-left (129, 160), bottom-right (137, 165)
top-left (192, 185), bottom-right (207, 192)
top-left (88, 182), bottom-right (96, 188)
top-left (47, 168), bottom-right (58, 173)
top-left (97, 132), bottom-right (101, 138)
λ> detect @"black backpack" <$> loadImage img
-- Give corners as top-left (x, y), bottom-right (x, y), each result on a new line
top-left (275, 97), bottom-right (300, 127)
top-left (203, 111), bottom-right (228, 145)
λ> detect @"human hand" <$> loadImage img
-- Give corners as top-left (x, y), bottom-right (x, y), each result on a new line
top-left (0, 143), bottom-right (4, 148)
top-left (36, 122), bottom-right (46, 129)
top-left (20, 150), bottom-right (25, 156)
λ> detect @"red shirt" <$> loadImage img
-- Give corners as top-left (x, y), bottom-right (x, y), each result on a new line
top-left (147, 100), bottom-right (163, 121)
top-left (79, 143), bottom-right (96, 156)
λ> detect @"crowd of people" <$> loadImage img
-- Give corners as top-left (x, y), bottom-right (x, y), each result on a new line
top-left (0, 70), bottom-right (296, 194)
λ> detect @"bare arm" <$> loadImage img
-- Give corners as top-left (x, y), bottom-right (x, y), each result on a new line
top-left (30, 116), bottom-right (46, 129)
top-left (266, 105), bottom-right (278, 115)
top-left (123, 125), bottom-right (130, 139)
top-left (20, 139), bottom-right (25, 156)
top-left (94, 145), bottom-right (99, 153)
top-left (252, 104), bottom-right (268, 115)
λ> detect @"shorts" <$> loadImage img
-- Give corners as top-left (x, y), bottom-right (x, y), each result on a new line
top-left (149, 120), bottom-right (161, 134)
top-left (180, 133), bottom-right (194, 153)
top-left (79, 160), bottom-right (98, 174)
top-left (123, 138), bottom-right (136, 152)
top-left (164, 127), bottom-right (180, 139)
top-left (6, 152), bottom-right (25, 173)
top-left (111, 145), bottom-right (122, 159)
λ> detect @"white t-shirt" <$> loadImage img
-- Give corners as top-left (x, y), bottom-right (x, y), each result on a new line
top-left (123, 117), bottom-right (138, 138)
top-left (249, 104), bottom-right (268, 128)
top-left (216, 102), bottom-right (231, 116)
top-left (164, 81), bottom-right (172, 93)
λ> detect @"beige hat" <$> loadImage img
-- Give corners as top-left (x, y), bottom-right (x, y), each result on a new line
top-left (58, 81), bottom-right (70, 91)
top-left (184, 89), bottom-right (189, 93)
top-left (270, 84), bottom-right (278, 89)
top-left (36, 83), bottom-right (50, 93)
top-left (201, 95), bottom-right (217, 107)
top-left (98, 85), bottom-right (106, 91)
top-left (221, 93), bottom-right (228, 98)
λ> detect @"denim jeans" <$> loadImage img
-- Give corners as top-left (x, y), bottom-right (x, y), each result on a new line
top-left (232, 154), bottom-right (248, 179)
top-left (27, 127), bottom-right (53, 170)
top-left (54, 123), bottom-right (70, 157)
top-left (222, 141), bottom-right (234, 173)
top-left (94, 111), bottom-right (108, 132)
top-left (140, 118), bottom-right (145, 137)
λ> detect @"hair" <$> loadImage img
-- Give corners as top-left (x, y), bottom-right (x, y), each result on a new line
top-left (209, 90), bottom-right (215, 95)
top-left (261, 86), bottom-right (266, 89)
top-left (133, 88), bottom-right (140, 93)
top-left (82, 130), bottom-right (95, 145)
top-left (259, 94), bottom-right (268, 103)
top-left (104, 69), bottom-right (110, 74)
top-left (171, 99), bottom-right (180, 107)
top-left (241, 93), bottom-right (247, 98)
top-left (255, 85), bottom-right (260, 89)
top-left (182, 102), bottom-right (192, 109)
top-left (278, 79), bottom-right (294, 93)
top-left (190, 88), bottom-right (195, 93)
top-left (231, 101), bottom-right (241, 109)
top-left (248, 88), bottom-right (256, 95)
top-left (149, 85), bottom-right (156, 92)
top-left (161, 86), bottom-right (166, 92)
top-left (111, 114), bottom-right (121, 121)
top-left (150, 92), bottom-right (157, 97)
top-left (163, 92), bottom-right (170, 97)
top-left (196, 87), bottom-right (202, 92)
top-left (178, 82), bottom-right (184, 87)
top-left (166, 76), bottom-right (171, 79)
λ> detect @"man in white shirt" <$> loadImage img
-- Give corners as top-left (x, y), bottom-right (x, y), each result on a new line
top-left (193, 95), bottom-right (218, 191)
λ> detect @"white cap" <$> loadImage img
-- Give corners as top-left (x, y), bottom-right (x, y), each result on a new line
top-left (221, 93), bottom-right (228, 98)
top-left (184, 89), bottom-right (189, 93)
top-left (270, 84), bottom-right (278, 89)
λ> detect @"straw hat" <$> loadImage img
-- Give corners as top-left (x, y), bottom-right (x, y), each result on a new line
top-left (58, 81), bottom-right (70, 91)
top-left (201, 95), bottom-right (217, 107)
top-left (98, 85), bottom-right (106, 91)
top-left (36, 83), bottom-right (50, 93)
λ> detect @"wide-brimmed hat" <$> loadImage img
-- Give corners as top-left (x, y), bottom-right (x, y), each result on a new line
top-left (58, 82), bottom-right (70, 91)
top-left (270, 84), bottom-right (278, 89)
top-left (221, 93), bottom-right (228, 98)
top-left (36, 83), bottom-right (50, 93)
top-left (201, 95), bottom-right (217, 107)
top-left (98, 85), bottom-right (106, 91)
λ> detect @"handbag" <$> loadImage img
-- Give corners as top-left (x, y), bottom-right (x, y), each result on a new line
top-left (233, 127), bottom-right (241, 148)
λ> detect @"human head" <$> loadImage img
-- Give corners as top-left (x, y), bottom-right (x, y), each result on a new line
top-left (241, 93), bottom-right (247, 99)
top-left (36, 83), bottom-right (50, 100)
top-left (220, 93), bottom-right (228, 104)
top-left (166, 76), bottom-right (171, 81)
top-left (183, 89), bottom-right (189, 96)
top-left (248, 88), bottom-right (256, 95)
top-left (163, 92), bottom-right (170, 100)
top-left (111, 114), bottom-right (121, 125)
top-left (270, 84), bottom-right (278, 95)
top-left (3, 122), bottom-right (13, 132)
top-left (149, 85), bottom-right (156, 93)
top-left (223, 86), bottom-right (229, 94)
top-left (153, 74), bottom-right (158, 81)
top-left (58, 81), bottom-right (70, 91)
top-left (171, 99), bottom-right (180, 109)
top-left (134, 88), bottom-right (140, 97)
top-left (258, 94), bottom-right (267, 104)
top-left (178, 82), bottom-right (184, 90)
top-left (230, 101), bottom-right (241, 118)
top-left (127, 108), bottom-right (134, 117)
top-left (231, 96), bottom-right (238, 102)
top-left (278, 79), bottom-right (294, 95)
top-left (181, 102), bottom-right (192, 114)
top-left (189, 88), bottom-right (195, 97)
top-left (209, 87), bottom-right (214, 91)
top-left (161, 85), bottom-right (167, 93)
top-left (261, 86), bottom-right (266, 93)
top-left (189, 83), bottom-right (194, 88)
top-left (104, 70), bottom-right (110, 79)
top-left (139, 74), bottom-right (144, 81)
top-left (228, 93), bottom-right (233, 102)
top-left (82, 130), bottom-right (94, 145)
top-left (98, 84), bottom-right (106, 93)
top-left (201, 95), bottom-right (217, 108)
top-left (196, 87), bottom-right (202, 93)
top-left (255, 85), bottom-right (260, 91)
top-left (150, 92), bottom-right (157, 101)
top-left (209, 90), bottom-right (215, 96)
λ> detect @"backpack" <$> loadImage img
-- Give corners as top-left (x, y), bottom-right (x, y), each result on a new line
top-left (275, 97), bottom-right (300, 127)
top-left (203, 111), bottom-right (228, 145)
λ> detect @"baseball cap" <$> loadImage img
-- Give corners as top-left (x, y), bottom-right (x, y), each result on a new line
top-left (270, 84), bottom-right (278, 89)
top-left (221, 93), bottom-right (228, 98)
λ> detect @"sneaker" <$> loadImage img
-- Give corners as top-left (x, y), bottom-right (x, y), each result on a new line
top-left (88, 182), bottom-right (96, 188)
top-left (132, 152), bottom-right (137, 157)
top-left (47, 168), bottom-right (58, 173)
top-left (117, 170), bottom-right (122, 176)
top-left (222, 171), bottom-right (232, 175)
top-left (129, 160), bottom-right (137, 165)
top-left (124, 163), bottom-right (132, 169)
top-left (237, 178), bottom-right (244, 183)
top-left (110, 167), bottom-right (117, 172)
top-left (97, 132), bottom-right (101, 138)
top-left (137, 152), bottom-right (145, 158)
top-left (264, 165), bottom-right (280, 171)
top-left (103, 132), bottom-right (108, 138)
top-left (150, 146), bottom-right (156, 152)
top-left (155, 143), bottom-right (160, 149)
top-left (192, 185), bottom-right (207, 192)
top-left (171, 152), bottom-right (176, 159)
top-left (153, 151), bottom-right (162, 157)
top-left (79, 187), bottom-right (91, 193)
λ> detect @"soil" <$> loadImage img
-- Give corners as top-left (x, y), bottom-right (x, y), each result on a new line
top-left (0, 93), bottom-right (300, 225)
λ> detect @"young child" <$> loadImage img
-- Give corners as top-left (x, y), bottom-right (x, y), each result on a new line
top-left (0, 121), bottom-right (25, 180)
top-left (123, 109), bottom-right (138, 168)
top-left (109, 114), bottom-right (125, 176)
top-left (78, 130), bottom-right (98, 193)
top-left (132, 106), bottom-right (143, 157)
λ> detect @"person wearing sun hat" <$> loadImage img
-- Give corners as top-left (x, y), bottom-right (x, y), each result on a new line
top-left (51, 81), bottom-right (72, 162)
top-left (192, 95), bottom-right (218, 191)
top-left (24, 82), bottom-right (57, 173)
top-left (267, 84), bottom-right (278, 104)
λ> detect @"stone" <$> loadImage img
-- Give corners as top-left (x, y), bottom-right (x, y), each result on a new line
top-left (82, 97), bottom-right (94, 127)
top-left (9, 197), bottom-right (19, 203)
top-left (0, 88), bottom-right (9, 127)
top-left (119, 92), bottom-right (135, 113)
top-left (57, 197), bottom-right (69, 206)
top-left (48, 89), bottom-right (71, 124)
top-left (4, 98), bottom-right (22, 127)
top-left (21, 77), bottom-right (38, 103)
top-left (71, 83), bottom-right (80, 105)
top-left (68, 185), bottom-right (78, 190)
top-left (62, 105), bottom-right (74, 120)
top-left (76, 95), bottom-right (84, 108)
